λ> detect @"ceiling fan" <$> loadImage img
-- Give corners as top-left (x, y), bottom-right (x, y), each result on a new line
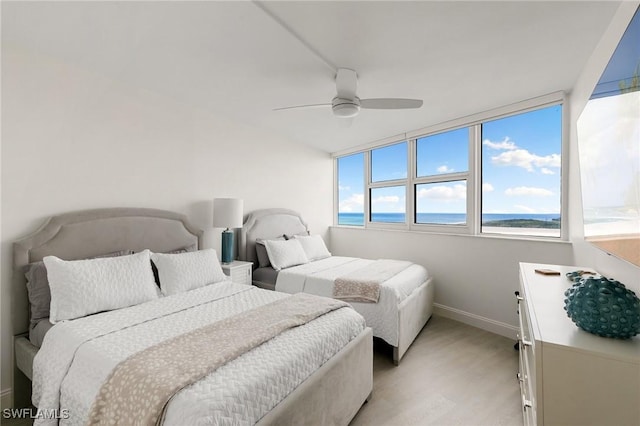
top-left (275, 68), bottom-right (423, 118)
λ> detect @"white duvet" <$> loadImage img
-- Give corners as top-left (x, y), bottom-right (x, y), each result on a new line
top-left (275, 256), bottom-right (429, 346)
top-left (32, 281), bottom-right (365, 425)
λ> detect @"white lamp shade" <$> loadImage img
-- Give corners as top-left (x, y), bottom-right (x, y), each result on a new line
top-left (213, 198), bottom-right (244, 229)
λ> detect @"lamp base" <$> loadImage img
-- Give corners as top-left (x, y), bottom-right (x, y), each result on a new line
top-left (221, 229), bottom-right (234, 264)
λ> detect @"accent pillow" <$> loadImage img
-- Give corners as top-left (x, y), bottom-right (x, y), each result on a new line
top-left (293, 235), bottom-right (332, 261)
top-left (43, 250), bottom-right (158, 323)
top-left (150, 246), bottom-right (195, 287)
top-left (151, 248), bottom-right (227, 296)
top-left (24, 249), bottom-right (133, 327)
top-left (255, 236), bottom-right (286, 268)
top-left (264, 239), bottom-right (309, 271)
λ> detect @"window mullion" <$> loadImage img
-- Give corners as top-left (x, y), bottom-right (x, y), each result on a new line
top-left (468, 125), bottom-right (481, 235)
top-left (364, 151), bottom-right (371, 227)
top-left (408, 139), bottom-right (416, 227)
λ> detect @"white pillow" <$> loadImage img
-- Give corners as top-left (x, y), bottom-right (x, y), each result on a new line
top-left (264, 239), bottom-right (309, 271)
top-left (151, 248), bottom-right (227, 296)
top-left (44, 250), bottom-right (158, 323)
top-left (293, 235), bottom-right (332, 261)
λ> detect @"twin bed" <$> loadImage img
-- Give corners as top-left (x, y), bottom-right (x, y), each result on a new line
top-left (240, 209), bottom-right (435, 365)
top-left (12, 208), bottom-right (372, 425)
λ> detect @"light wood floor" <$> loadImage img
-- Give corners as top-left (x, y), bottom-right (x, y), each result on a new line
top-left (350, 315), bottom-right (523, 426)
top-left (2, 316), bottom-right (522, 426)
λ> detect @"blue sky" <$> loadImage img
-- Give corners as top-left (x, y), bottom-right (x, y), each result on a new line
top-left (338, 105), bottom-right (562, 216)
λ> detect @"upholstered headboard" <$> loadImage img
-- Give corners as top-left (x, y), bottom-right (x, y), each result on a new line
top-left (239, 209), bottom-right (309, 266)
top-left (12, 208), bottom-right (203, 336)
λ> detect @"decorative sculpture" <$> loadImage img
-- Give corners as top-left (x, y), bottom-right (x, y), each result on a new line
top-left (564, 276), bottom-right (640, 339)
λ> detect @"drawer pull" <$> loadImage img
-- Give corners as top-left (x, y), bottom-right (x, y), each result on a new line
top-left (515, 291), bottom-right (524, 302)
top-left (521, 392), bottom-right (533, 410)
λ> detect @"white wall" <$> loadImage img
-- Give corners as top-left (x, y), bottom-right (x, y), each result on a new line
top-left (0, 46), bottom-right (333, 402)
top-left (568, 1), bottom-right (640, 293)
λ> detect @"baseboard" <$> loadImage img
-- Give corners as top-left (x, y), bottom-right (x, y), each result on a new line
top-left (433, 303), bottom-right (518, 339)
top-left (1, 388), bottom-right (12, 410)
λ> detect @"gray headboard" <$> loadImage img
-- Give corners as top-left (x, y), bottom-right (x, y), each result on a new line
top-left (239, 209), bottom-right (309, 266)
top-left (12, 208), bottom-right (203, 336)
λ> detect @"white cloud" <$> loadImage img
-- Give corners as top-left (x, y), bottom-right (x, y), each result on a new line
top-left (339, 193), bottom-right (364, 212)
top-left (505, 186), bottom-right (553, 196)
top-left (437, 165), bottom-right (454, 173)
top-left (514, 204), bottom-right (537, 213)
top-left (338, 184), bottom-right (350, 191)
top-left (483, 183), bottom-right (494, 192)
top-left (491, 149), bottom-right (560, 172)
top-left (540, 168), bottom-right (555, 175)
top-left (417, 184), bottom-right (466, 201)
top-left (372, 195), bottom-right (400, 205)
top-left (483, 137), bottom-right (517, 150)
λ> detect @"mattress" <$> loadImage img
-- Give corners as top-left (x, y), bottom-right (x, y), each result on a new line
top-left (276, 256), bottom-right (429, 346)
top-left (32, 281), bottom-right (365, 425)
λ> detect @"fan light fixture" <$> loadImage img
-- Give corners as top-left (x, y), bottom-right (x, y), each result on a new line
top-left (332, 97), bottom-right (361, 118)
top-left (275, 68), bottom-right (422, 119)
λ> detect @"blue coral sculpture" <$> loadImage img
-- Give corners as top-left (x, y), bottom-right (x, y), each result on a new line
top-left (564, 276), bottom-right (640, 339)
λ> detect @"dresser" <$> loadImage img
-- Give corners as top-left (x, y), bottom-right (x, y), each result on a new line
top-left (517, 262), bottom-right (640, 426)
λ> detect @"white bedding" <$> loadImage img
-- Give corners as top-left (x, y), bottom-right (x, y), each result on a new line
top-left (33, 281), bottom-right (365, 425)
top-left (275, 256), bottom-right (429, 346)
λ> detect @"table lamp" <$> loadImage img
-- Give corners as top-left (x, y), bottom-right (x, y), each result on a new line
top-left (213, 198), bottom-right (243, 263)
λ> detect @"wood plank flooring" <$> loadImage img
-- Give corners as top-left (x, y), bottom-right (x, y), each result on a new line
top-left (350, 315), bottom-right (523, 426)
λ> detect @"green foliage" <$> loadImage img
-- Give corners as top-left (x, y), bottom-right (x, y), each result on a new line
top-left (482, 219), bottom-right (560, 229)
top-left (619, 62), bottom-right (640, 94)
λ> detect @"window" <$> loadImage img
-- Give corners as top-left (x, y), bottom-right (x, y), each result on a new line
top-left (415, 181), bottom-right (467, 225)
top-left (416, 128), bottom-right (468, 177)
top-left (414, 128), bottom-right (470, 226)
top-left (481, 105), bottom-right (562, 237)
top-left (371, 186), bottom-right (406, 223)
top-left (369, 142), bottom-right (407, 224)
top-left (334, 95), bottom-right (565, 239)
top-left (337, 153), bottom-right (364, 226)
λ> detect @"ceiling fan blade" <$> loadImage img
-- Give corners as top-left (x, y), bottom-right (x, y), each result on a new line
top-left (360, 98), bottom-right (423, 109)
top-left (336, 68), bottom-right (358, 99)
top-left (273, 103), bottom-right (331, 111)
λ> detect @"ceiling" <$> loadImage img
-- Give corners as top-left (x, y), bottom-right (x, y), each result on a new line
top-left (2, 1), bottom-right (621, 153)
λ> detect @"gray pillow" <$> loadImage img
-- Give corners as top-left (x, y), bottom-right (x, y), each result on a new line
top-left (255, 242), bottom-right (271, 268)
top-left (24, 249), bottom-right (133, 327)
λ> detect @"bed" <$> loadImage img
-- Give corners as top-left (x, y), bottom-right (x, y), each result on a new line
top-left (12, 207), bottom-right (373, 425)
top-left (239, 208), bottom-right (435, 365)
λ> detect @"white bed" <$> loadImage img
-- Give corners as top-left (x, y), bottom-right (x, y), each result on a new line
top-left (240, 208), bottom-right (435, 365)
top-left (12, 208), bottom-right (373, 425)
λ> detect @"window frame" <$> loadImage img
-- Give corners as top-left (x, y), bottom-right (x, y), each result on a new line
top-left (333, 91), bottom-right (568, 240)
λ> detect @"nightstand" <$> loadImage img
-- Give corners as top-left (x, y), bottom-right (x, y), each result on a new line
top-left (221, 260), bottom-right (253, 286)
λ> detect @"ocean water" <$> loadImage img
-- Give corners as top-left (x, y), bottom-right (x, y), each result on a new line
top-left (338, 212), bottom-right (560, 226)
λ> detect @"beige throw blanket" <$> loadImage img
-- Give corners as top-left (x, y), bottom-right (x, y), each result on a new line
top-left (87, 293), bottom-right (348, 426)
top-left (334, 259), bottom-right (412, 303)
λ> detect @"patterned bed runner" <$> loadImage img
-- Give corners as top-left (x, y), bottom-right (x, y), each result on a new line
top-left (87, 293), bottom-right (348, 426)
top-left (334, 259), bottom-right (412, 303)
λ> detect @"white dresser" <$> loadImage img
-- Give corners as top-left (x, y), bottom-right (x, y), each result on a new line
top-left (517, 262), bottom-right (640, 426)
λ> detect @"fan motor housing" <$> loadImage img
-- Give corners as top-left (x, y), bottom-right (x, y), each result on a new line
top-left (332, 97), bottom-right (360, 118)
